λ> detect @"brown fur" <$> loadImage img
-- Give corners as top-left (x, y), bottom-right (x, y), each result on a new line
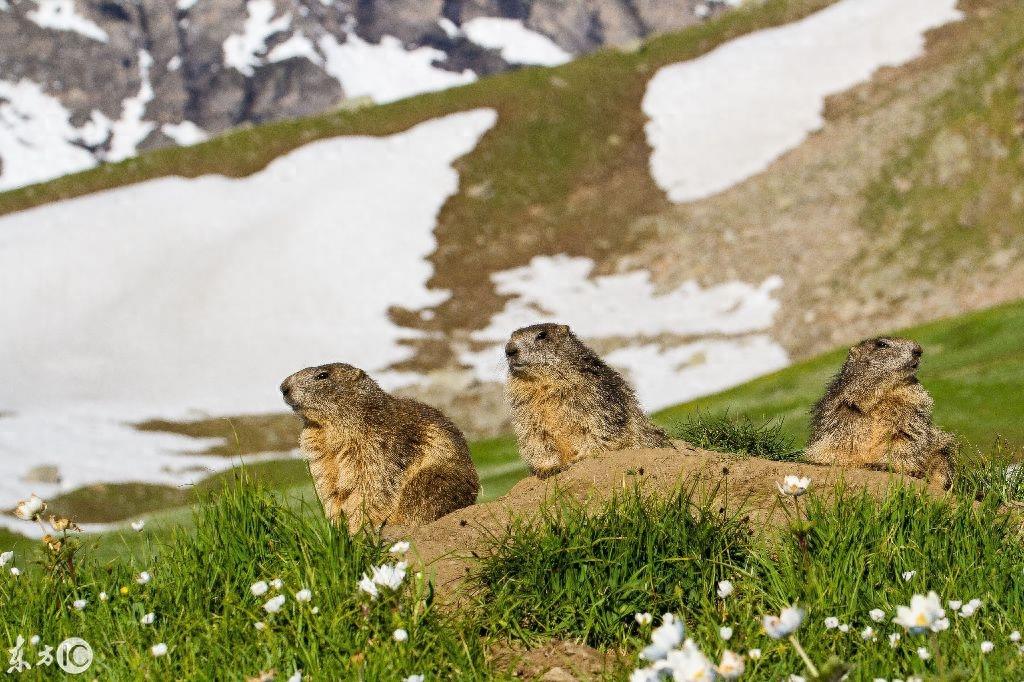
top-left (804, 337), bottom-right (954, 485)
top-left (504, 323), bottom-right (671, 478)
top-left (280, 363), bottom-right (479, 531)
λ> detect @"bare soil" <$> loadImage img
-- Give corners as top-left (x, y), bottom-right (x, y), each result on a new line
top-left (402, 444), bottom-right (940, 602)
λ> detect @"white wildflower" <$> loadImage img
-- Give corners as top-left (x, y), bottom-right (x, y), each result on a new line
top-left (869, 608), bottom-right (886, 622)
top-left (357, 574), bottom-right (379, 599)
top-left (789, 676), bottom-right (807, 682)
top-left (270, 578), bottom-right (284, 590)
top-left (764, 606), bottom-right (804, 639)
top-left (254, 621), bottom-right (266, 631)
top-left (73, 599), bottom-right (87, 610)
top-left (824, 616), bottom-right (840, 629)
top-left (29, 635), bottom-right (39, 646)
top-left (10, 567), bottom-right (20, 577)
top-left (948, 600), bottom-right (962, 610)
top-left (959, 598), bottom-right (983, 617)
top-left (263, 594), bottom-right (286, 614)
top-left (893, 592), bottom-right (944, 633)
top-left (641, 613), bottom-right (684, 661)
top-left (917, 647), bottom-right (930, 660)
top-left (889, 632), bottom-right (901, 648)
top-left (403, 676), bottom-right (424, 682)
top-left (389, 541), bottom-right (410, 554)
top-left (662, 640), bottom-right (716, 681)
top-left (251, 580), bottom-right (269, 596)
top-left (981, 641), bottom-right (994, 653)
top-left (394, 628), bottom-right (409, 642)
top-left (14, 494), bottom-right (46, 520)
top-left (295, 589), bottom-right (312, 603)
top-left (0, 551), bottom-right (13, 567)
top-left (747, 648), bottom-right (761, 660)
top-left (838, 623), bottom-right (850, 633)
top-left (931, 617), bottom-right (950, 632)
top-left (136, 571), bottom-right (152, 585)
top-left (287, 671), bottom-right (302, 682)
top-left (718, 650), bottom-right (744, 679)
top-left (717, 580), bottom-right (734, 598)
top-left (371, 561), bottom-right (408, 590)
top-left (719, 626), bottom-right (733, 641)
top-left (777, 475), bottom-right (811, 496)
top-left (862, 626), bottom-right (876, 640)
top-left (902, 571), bottom-right (916, 581)
top-left (311, 606), bottom-right (320, 614)
top-left (1010, 631), bottom-right (1021, 643)
top-left (151, 643), bottom-right (167, 657)
top-left (131, 520), bottom-right (146, 532)
top-left (635, 612), bottom-right (653, 626)
top-left (99, 592), bottom-right (108, 602)
top-left (141, 612), bottom-right (156, 625)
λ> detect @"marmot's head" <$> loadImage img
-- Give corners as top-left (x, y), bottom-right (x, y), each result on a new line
top-left (504, 323), bottom-right (587, 379)
top-left (280, 363), bottom-right (387, 428)
top-left (844, 337), bottom-right (924, 384)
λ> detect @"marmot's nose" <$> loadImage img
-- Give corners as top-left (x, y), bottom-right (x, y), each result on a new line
top-left (280, 380), bottom-right (292, 398)
top-left (912, 345), bottom-right (923, 358)
top-left (505, 342), bottom-right (519, 359)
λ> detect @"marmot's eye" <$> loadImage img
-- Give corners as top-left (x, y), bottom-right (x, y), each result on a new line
top-left (536, 330), bottom-right (548, 341)
top-left (314, 371), bottom-right (330, 380)
top-left (874, 339), bottom-right (890, 349)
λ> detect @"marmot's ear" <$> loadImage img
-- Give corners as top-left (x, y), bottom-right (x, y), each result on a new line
top-left (342, 365), bottom-right (367, 381)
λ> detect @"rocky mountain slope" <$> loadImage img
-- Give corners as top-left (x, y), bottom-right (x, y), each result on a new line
top-left (0, 0), bottom-right (727, 189)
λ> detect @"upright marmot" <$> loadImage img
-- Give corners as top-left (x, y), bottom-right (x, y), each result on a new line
top-left (280, 363), bottom-right (479, 530)
top-left (504, 323), bottom-right (671, 478)
top-left (804, 337), bottom-right (954, 485)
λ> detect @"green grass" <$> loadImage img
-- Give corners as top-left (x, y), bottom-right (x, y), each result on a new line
top-left (472, 481), bottom-right (1024, 680)
top-left (653, 299), bottom-right (1024, 455)
top-left (666, 411), bottom-right (799, 460)
top-left (473, 482), bottom-right (751, 647)
top-left (0, 482), bottom-right (496, 680)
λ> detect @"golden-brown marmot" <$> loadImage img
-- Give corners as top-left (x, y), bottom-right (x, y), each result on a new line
top-left (280, 363), bottom-right (479, 530)
top-left (804, 336), bottom-right (954, 485)
top-left (504, 323), bottom-right (672, 478)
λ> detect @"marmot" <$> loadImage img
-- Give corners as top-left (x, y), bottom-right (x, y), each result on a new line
top-left (280, 363), bottom-right (479, 530)
top-left (804, 337), bottom-right (954, 485)
top-left (504, 323), bottom-right (672, 478)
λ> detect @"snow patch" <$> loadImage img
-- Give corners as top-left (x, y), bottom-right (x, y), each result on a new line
top-left (643, 0), bottom-right (962, 203)
top-left (461, 17), bottom-right (572, 67)
top-left (161, 120), bottom-right (209, 146)
top-left (104, 50), bottom-right (156, 162)
top-left (0, 109), bottom-right (497, 509)
top-left (319, 31), bottom-right (475, 104)
top-left (268, 31), bottom-right (322, 65)
top-left (459, 255), bottom-right (788, 411)
top-left (223, 0), bottom-right (292, 76)
top-left (0, 80), bottom-right (101, 191)
top-left (27, 0), bottom-right (109, 43)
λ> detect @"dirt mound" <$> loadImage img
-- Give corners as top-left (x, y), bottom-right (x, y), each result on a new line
top-left (403, 443), bottom-right (943, 599)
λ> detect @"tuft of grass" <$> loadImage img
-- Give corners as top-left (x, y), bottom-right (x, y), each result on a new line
top-left (472, 482), bottom-right (751, 647)
top-left (0, 478), bottom-right (493, 680)
top-left (476, 478), bottom-right (1024, 680)
top-left (949, 437), bottom-right (1024, 504)
top-left (668, 410), bottom-right (799, 460)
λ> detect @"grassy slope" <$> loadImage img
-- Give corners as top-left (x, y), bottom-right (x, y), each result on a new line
top-left (654, 299), bottom-right (1024, 453)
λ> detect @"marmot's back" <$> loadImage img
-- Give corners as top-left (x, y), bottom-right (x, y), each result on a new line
top-left (281, 363), bottom-right (479, 530)
top-left (504, 323), bottom-right (670, 478)
top-left (805, 337), bottom-right (952, 484)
